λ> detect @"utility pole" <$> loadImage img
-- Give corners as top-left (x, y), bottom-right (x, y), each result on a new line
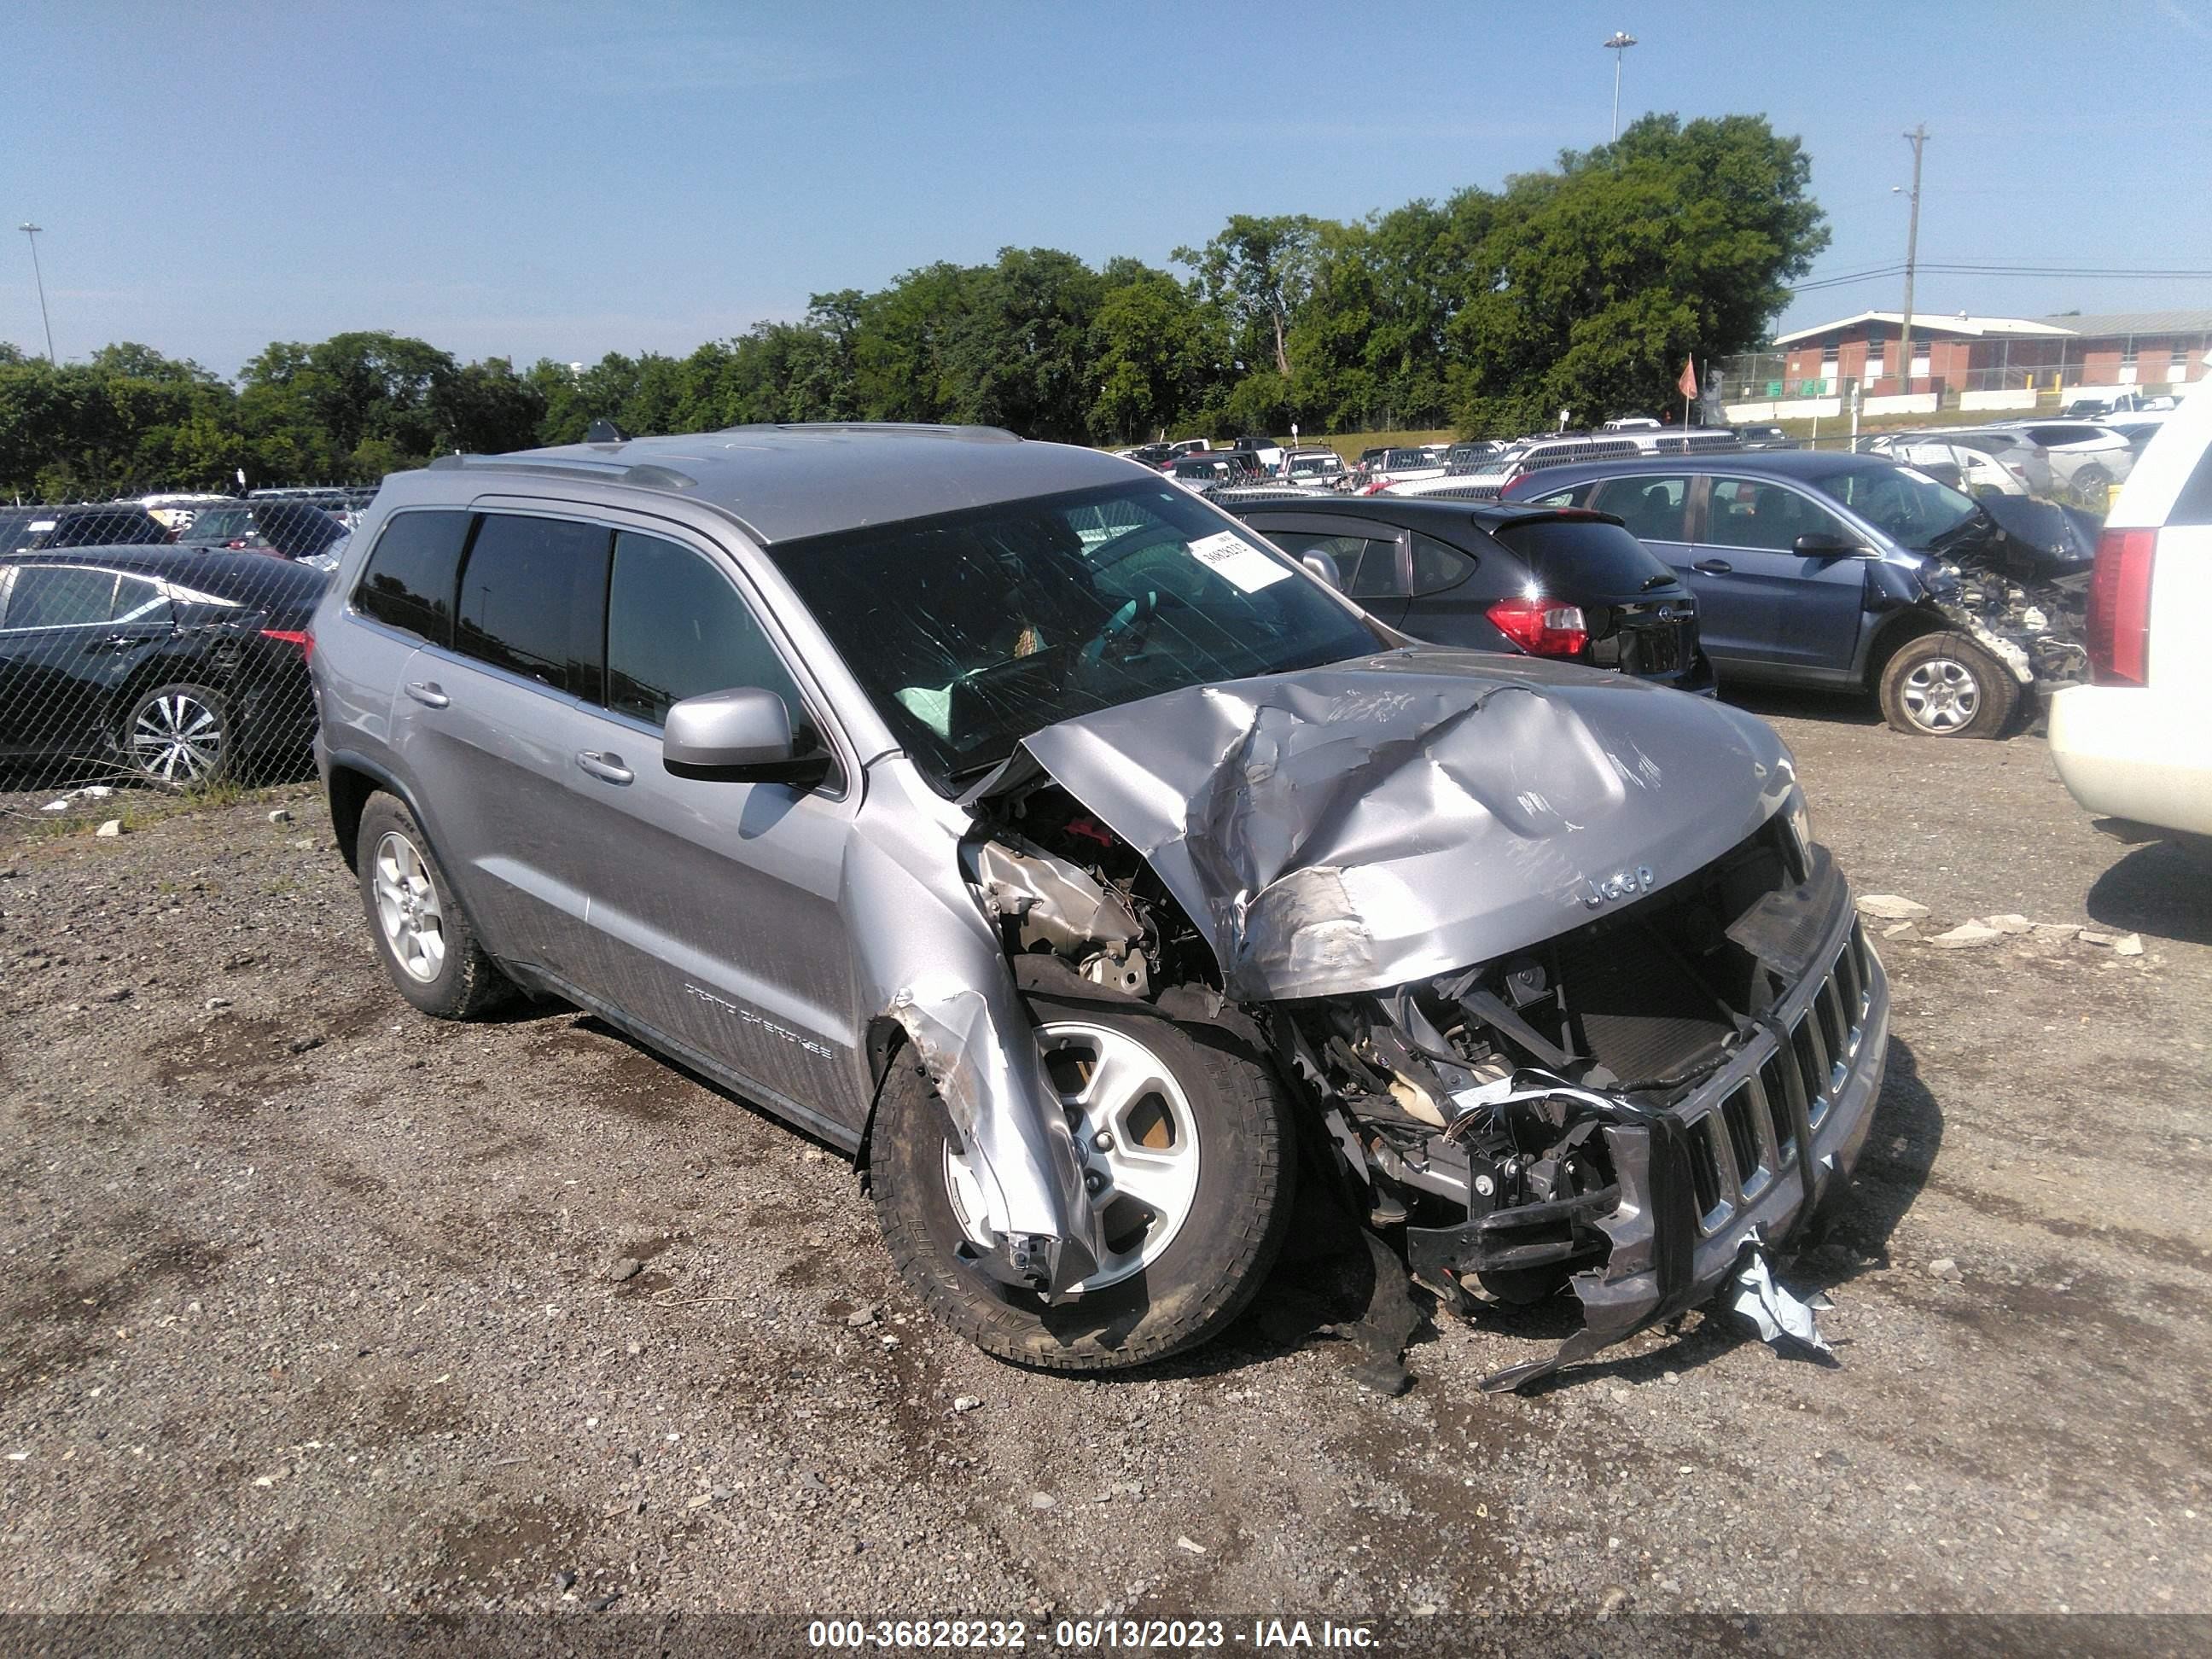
top-left (1604, 32), bottom-right (1637, 143)
top-left (18, 223), bottom-right (55, 364)
top-left (1897, 126), bottom-right (1927, 397)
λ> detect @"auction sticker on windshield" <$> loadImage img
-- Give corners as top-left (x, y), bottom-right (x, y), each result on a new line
top-left (1187, 529), bottom-right (1292, 593)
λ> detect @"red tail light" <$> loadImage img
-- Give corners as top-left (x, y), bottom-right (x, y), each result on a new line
top-left (261, 628), bottom-right (312, 657)
top-left (2086, 527), bottom-right (2155, 686)
top-left (1362, 479), bottom-right (1392, 495)
top-left (1487, 596), bottom-right (1589, 657)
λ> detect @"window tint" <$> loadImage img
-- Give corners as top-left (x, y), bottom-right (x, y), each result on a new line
top-left (1410, 533), bottom-right (1474, 595)
top-left (111, 574), bottom-right (171, 625)
top-left (355, 510), bottom-right (470, 644)
top-left (604, 532), bottom-right (816, 744)
top-left (2167, 439), bottom-right (2212, 527)
top-left (1704, 480), bottom-right (1851, 552)
top-left (455, 514), bottom-right (610, 699)
top-left (1263, 531), bottom-right (1402, 598)
top-left (1490, 519), bottom-right (1678, 595)
top-left (48, 509), bottom-right (160, 549)
top-left (2024, 424), bottom-right (2101, 447)
top-left (1592, 475), bottom-right (1691, 541)
top-left (3, 565), bottom-right (118, 629)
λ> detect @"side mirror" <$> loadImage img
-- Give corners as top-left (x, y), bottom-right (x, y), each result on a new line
top-left (664, 687), bottom-right (828, 785)
top-left (1299, 552), bottom-right (1342, 590)
top-left (1794, 531), bottom-right (1870, 558)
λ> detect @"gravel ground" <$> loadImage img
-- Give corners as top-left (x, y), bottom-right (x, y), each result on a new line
top-left (1, 698), bottom-right (2208, 1625)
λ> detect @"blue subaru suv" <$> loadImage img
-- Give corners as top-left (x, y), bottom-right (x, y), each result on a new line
top-left (1506, 451), bottom-right (2093, 738)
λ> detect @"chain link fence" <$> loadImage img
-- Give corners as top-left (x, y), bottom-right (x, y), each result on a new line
top-left (0, 486), bottom-right (360, 804)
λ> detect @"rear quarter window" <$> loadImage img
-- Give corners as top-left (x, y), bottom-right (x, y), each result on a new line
top-left (352, 509), bottom-right (471, 645)
top-left (1488, 518), bottom-right (1677, 597)
top-left (2167, 439), bottom-right (2212, 527)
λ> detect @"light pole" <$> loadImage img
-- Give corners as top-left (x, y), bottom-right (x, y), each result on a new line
top-left (1896, 126), bottom-right (1928, 399)
top-left (18, 223), bottom-right (55, 364)
top-left (1604, 32), bottom-right (1637, 143)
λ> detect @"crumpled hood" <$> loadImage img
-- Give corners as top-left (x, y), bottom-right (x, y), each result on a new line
top-left (981, 649), bottom-right (1795, 1001)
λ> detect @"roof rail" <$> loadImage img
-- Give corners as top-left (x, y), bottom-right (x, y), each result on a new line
top-left (424, 452), bottom-right (700, 492)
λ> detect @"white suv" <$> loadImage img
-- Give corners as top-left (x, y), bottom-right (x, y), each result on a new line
top-left (2047, 387), bottom-right (2212, 840)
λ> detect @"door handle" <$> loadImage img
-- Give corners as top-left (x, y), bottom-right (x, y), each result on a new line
top-left (576, 750), bottom-right (634, 785)
top-left (1691, 558), bottom-right (1734, 574)
top-left (404, 681), bottom-right (449, 708)
top-left (86, 633), bottom-right (152, 654)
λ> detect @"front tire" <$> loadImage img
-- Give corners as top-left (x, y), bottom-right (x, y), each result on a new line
top-left (355, 792), bottom-right (513, 1020)
top-left (872, 997), bottom-right (1295, 1371)
top-left (1877, 632), bottom-right (2018, 739)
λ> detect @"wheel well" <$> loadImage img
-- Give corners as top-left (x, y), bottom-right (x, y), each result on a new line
top-left (327, 764), bottom-right (379, 874)
top-left (1864, 610), bottom-right (1945, 690)
top-left (853, 1015), bottom-right (911, 1186)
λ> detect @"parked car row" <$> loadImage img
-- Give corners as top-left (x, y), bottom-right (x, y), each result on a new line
top-left (2, 498), bottom-right (353, 567)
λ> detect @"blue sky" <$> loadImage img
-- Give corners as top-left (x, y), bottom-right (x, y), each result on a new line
top-left (4, 0), bottom-right (2208, 375)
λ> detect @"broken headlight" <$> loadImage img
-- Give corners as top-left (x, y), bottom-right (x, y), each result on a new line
top-left (1784, 785), bottom-right (1814, 868)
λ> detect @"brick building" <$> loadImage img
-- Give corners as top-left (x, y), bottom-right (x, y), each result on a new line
top-left (1770, 308), bottom-right (2212, 401)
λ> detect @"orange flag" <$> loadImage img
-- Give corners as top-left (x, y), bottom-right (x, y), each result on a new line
top-left (1677, 357), bottom-right (1698, 399)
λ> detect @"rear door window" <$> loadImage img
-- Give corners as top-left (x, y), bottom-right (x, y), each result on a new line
top-left (1262, 531), bottom-right (1403, 598)
top-left (603, 531), bottom-right (817, 747)
top-left (2, 565), bottom-right (118, 629)
top-left (1489, 519), bottom-right (1678, 593)
top-left (354, 509), bottom-right (472, 645)
top-left (1591, 475), bottom-right (1691, 541)
top-left (111, 574), bottom-right (172, 626)
top-left (454, 513), bottom-right (612, 700)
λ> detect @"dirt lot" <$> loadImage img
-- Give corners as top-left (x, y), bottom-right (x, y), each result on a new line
top-left (2, 696), bottom-right (2208, 1626)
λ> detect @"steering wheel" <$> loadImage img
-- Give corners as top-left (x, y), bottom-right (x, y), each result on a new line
top-left (1084, 588), bottom-right (1159, 667)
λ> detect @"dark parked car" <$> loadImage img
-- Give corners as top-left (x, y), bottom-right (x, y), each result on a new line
top-left (1729, 425), bottom-right (1799, 451)
top-left (1168, 451), bottom-right (1267, 487)
top-left (0, 547), bottom-right (325, 784)
top-left (1223, 495), bottom-right (1715, 696)
top-left (1504, 451), bottom-right (2091, 737)
top-left (179, 501), bottom-right (352, 561)
top-left (0, 504), bottom-right (171, 555)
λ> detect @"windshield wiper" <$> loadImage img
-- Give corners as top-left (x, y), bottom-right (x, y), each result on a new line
top-left (1639, 572), bottom-right (1675, 591)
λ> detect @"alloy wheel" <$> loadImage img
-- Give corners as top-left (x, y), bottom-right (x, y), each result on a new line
top-left (370, 830), bottom-right (448, 984)
top-left (942, 1022), bottom-right (1202, 1295)
top-left (1899, 655), bottom-right (1982, 733)
top-left (129, 690), bottom-right (224, 784)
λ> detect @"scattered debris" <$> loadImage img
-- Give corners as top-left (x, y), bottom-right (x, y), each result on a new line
top-left (1927, 1258), bottom-right (1964, 1283)
top-left (609, 1258), bottom-right (643, 1284)
top-left (2115, 934), bottom-right (2145, 958)
top-left (1027, 1491), bottom-right (1057, 1511)
top-left (1882, 921), bottom-right (1916, 939)
top-left (267, 808), bottom-right (293, 824)
top-left (1929, 922), bottom-right (2003, 949)
top-left (951, 1396), bottom-right (982, 1415)
top-left (843, 1304), bottom-right (880, 1328)
top-left (2079, 929), bottom-right (2121, 946)
top-left (1175, 1535), bottom-right (1208, 1555)
top-left (1726, 1239), bottom-right (1832, 1359)
top-left (203, 996), bottom-right (232, 1012)
top-left (1854, 894), bottom-right (1930, 920)
top-left (95, 820), bottom-right (124, 839)
top-left (92, 985), bottom-right (131, 1004)
top-left (1983, 914), bottom-right (2033, 935)
top-left (553, 1569), bottom-right (576, 1592)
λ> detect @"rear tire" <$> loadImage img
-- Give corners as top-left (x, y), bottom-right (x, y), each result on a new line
top-left (1877, 632), bottom-right (2018, 739)
top-left (123, 681), bottom-right (230, 788)
top-left (355, 791), bottom-right (513, 1019)
top-left (872, 996), bottom-right (1295, 1371)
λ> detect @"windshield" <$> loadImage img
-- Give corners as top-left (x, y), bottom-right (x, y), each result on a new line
top-left (1288, 456), bottom-right (1337, 476)
top-left (768, 480), bottom-right (1381, 789)
top-left (1809, 464), bottom-right (1977, 551)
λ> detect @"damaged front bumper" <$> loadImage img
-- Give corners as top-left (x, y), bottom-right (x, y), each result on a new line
top-left (1415, 877), bottom-right (1889, 1391)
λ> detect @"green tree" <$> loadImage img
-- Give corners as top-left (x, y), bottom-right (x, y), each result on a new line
top-left (1087, 267), bottom-right (1208, 444)
top-left (1175, 214), bottom-right (1324, 383)
top-left (1443, 114), bottom-right (1826, 430)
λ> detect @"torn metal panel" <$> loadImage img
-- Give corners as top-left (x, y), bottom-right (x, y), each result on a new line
top-left (978, 649), bottom-right (1796, 1001)
top-left (841, 777), bottom-right (1102, 1293)
top-left (1728, 1233), bottom-right (1833, 1357)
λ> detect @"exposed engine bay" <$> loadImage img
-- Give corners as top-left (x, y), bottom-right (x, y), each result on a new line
top-left (1931, 495), bottom-right (2099, 686)
top-left (968, 769), bottom-right (1855, 1389)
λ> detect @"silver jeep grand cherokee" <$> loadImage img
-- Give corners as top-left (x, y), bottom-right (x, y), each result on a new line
top-left (312, 424), bottom-right (1888, 1387)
